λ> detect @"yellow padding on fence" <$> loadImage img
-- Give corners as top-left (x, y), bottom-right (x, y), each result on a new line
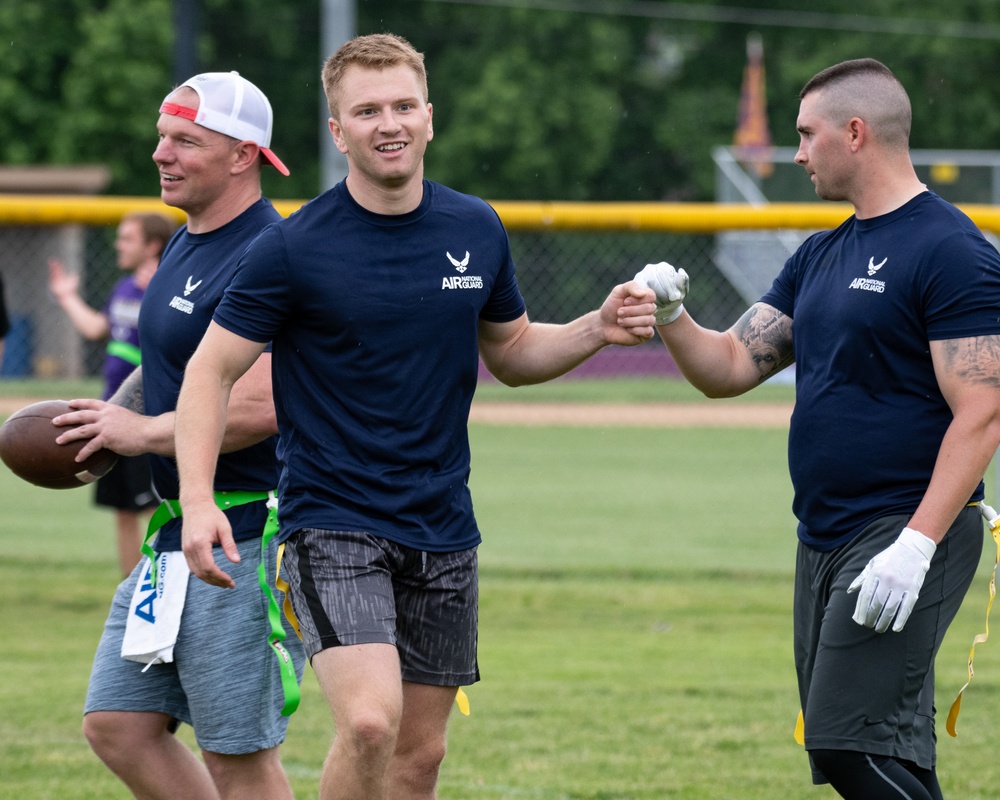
top-left (11, 195), bottom-right (1000, 234)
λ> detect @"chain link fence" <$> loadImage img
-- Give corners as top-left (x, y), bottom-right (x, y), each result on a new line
top-left (0, 219), bottom-right (764, 382)
top-left (3, 191), bottom-right (999, 382)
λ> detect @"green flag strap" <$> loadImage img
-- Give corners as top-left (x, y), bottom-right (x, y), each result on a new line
top-left (106, 340), bottom-right (142, 366)
top-left (141, 490), bottom-right (301, 716)
top-left (140, 490), bottom-right (268, 568)
top-left (258, 494), bottom-right (301, 716)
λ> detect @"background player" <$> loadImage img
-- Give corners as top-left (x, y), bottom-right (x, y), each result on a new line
top-left (49, 211), bottom-right (175, 574)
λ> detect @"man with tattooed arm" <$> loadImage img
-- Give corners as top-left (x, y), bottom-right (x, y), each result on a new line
top-left (634, 58), bottom-right (1000, 799)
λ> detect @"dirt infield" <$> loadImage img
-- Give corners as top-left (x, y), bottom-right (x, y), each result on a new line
top-left (468, 401), bottom-right (792, 428)
top-left (0, 397), bottom-right (793, 428)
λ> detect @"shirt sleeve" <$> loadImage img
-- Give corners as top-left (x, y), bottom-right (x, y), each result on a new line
top-left (212, 225), bottom-right (291, 343)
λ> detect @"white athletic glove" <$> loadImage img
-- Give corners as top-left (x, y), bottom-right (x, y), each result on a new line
top-left (632, 261), bottom-right (690, 325)
top-left (847, 527), bottom-right (937, 633)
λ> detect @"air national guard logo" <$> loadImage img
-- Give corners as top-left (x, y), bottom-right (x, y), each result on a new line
top-left (848, 257), bottom-right (887, 294)
top-left (442, 251), bottom-right (483, 290)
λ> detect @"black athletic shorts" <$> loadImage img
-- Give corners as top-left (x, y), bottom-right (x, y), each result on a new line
top-left (794, 506), bottom-right (982, 783)
top-left (94, 454), bottom-right (157, 512)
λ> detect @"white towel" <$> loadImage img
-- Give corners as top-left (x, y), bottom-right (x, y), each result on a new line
top-left (121, 551), bottom-right (190, 670)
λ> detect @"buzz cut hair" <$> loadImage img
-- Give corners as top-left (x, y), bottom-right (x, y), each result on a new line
top-left (322, 33), bottom-right (428, 119)
top-left (800, 58), bottom-right (912, 150)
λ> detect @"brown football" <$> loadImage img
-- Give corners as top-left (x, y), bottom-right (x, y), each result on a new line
top-left (0, 399), bottom-right (119, 489)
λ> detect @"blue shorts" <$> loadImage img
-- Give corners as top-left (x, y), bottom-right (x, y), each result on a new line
top-left (84, 536), bottom-right (305, 755)
top-left (283, 528), bottom-right (480, 686)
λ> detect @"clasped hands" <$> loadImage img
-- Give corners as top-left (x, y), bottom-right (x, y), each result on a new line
top-left (632, 261), bottom-right (689, 325)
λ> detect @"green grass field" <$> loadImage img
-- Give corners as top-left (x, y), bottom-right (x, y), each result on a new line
top-left (1, 378), bottom-right (999, 798)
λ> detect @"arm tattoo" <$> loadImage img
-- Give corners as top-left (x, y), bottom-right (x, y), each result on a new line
top-left (732, 304), bottom-right (795, 384)
top-left (938, 335), bottom-right (1000, 389)
top-left (107, 367), bottom-right (144, 414)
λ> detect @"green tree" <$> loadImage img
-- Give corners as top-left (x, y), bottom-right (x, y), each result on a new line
top-left (198, 0), bottom-right (321, 199)
top-left (53, 0), bottom-right (174, 193)
top-left (6, 1), bottom-right (1000, 202)
top-left (0, 0), bottom-right (319, 198)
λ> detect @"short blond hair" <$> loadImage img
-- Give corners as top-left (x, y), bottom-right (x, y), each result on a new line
top-left (321, 33), bottom-right (428, 119)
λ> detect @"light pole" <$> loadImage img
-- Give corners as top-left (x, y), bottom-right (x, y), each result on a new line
top-left (320, 0), bottom-right (356, 190)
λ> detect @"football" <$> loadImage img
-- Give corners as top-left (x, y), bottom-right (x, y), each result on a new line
top-left (0, 399), bottom-right (119, 489)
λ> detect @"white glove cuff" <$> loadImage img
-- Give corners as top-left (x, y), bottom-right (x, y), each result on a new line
top-left (899, 526), bottom-right (937, 560)
top-left (654, 305), bottom-right (684, 326)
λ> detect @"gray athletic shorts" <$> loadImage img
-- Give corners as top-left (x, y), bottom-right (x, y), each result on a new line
top-left (85, 536), bottom-right (305, 755)
top-left (794, 506), bottom-right (982, 782)
top-left (283, 528), bottom-right (480, 686)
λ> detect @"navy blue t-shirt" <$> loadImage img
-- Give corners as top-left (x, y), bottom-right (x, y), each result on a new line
top-left (213, 180), bottom-right (526, 551)
top-left (761, 191), bottom-right (1000, 551)
top-left (139, 198), bottom-right (282, 550)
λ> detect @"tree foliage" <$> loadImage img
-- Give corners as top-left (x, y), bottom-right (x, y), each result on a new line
top-left (4, 1), bottom-right (1000, 201)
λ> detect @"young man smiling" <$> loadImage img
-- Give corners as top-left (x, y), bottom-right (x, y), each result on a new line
top-left (173, 33), bottom-right (657, 800)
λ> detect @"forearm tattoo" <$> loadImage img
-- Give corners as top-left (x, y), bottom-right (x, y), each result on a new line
top-left (732, 304), bottom-right (795, 384)
top-left (108, 367), bottom-right (145, 414)
top-left (938, 335), bottom-right (1000, 389)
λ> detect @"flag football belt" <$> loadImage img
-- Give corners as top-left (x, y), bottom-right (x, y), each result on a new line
top-left (794, 500), bottom-right (989, 746)
top-left (106, 340), bottom-right (141, 366)
top-left (141, 490), bottom-right (301, 716)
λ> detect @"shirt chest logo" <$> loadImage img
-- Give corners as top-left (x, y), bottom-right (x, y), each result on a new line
top-left (442, 250), bottom-right (483, 290)
top-left (169, 275), bottom-right (201, 314)
top-left (446, 251), bottom-right (470, 273)
top-left (848, 256), bottom-right (887, 294)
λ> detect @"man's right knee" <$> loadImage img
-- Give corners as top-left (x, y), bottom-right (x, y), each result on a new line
top-left (83, 710), bottom-right (175, 760)
top-left (83, 711), bottom-right (121, 755)
top-left (347, 708), bottom-right (400, 755)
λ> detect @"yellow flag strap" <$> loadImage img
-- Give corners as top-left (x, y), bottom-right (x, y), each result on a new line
top-left (273, 543), bottom-right (302, 640)
top-left (794, 709), bottom-right (805, 746)
top-left (945, 500), bottom-right (1000, 737)
top-left (455, 687), bottom-right (470, 716)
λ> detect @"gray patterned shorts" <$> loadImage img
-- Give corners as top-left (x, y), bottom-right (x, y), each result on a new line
top-left (283, 527), bottom-right (480, 686)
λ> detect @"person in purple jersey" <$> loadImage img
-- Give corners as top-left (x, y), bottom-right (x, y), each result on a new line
top-left (52, 71), bottom-right (304, 800)
top-left (173, 34), bottom-right (657, 800)
top-left (49, 212), bottom-right (175, 575)
top-left (634, 59), bottom-right (1000, 799)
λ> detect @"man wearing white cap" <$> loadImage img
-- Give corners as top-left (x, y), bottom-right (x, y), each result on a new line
top-left (56, 71), bottom-right (305, 800)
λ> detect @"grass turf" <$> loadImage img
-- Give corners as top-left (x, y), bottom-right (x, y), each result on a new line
top-left (1, 379), bottom-right (998, 798)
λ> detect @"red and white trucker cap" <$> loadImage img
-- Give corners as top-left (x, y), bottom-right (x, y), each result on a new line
top-left (160, 71), bottom-right (290, 176)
